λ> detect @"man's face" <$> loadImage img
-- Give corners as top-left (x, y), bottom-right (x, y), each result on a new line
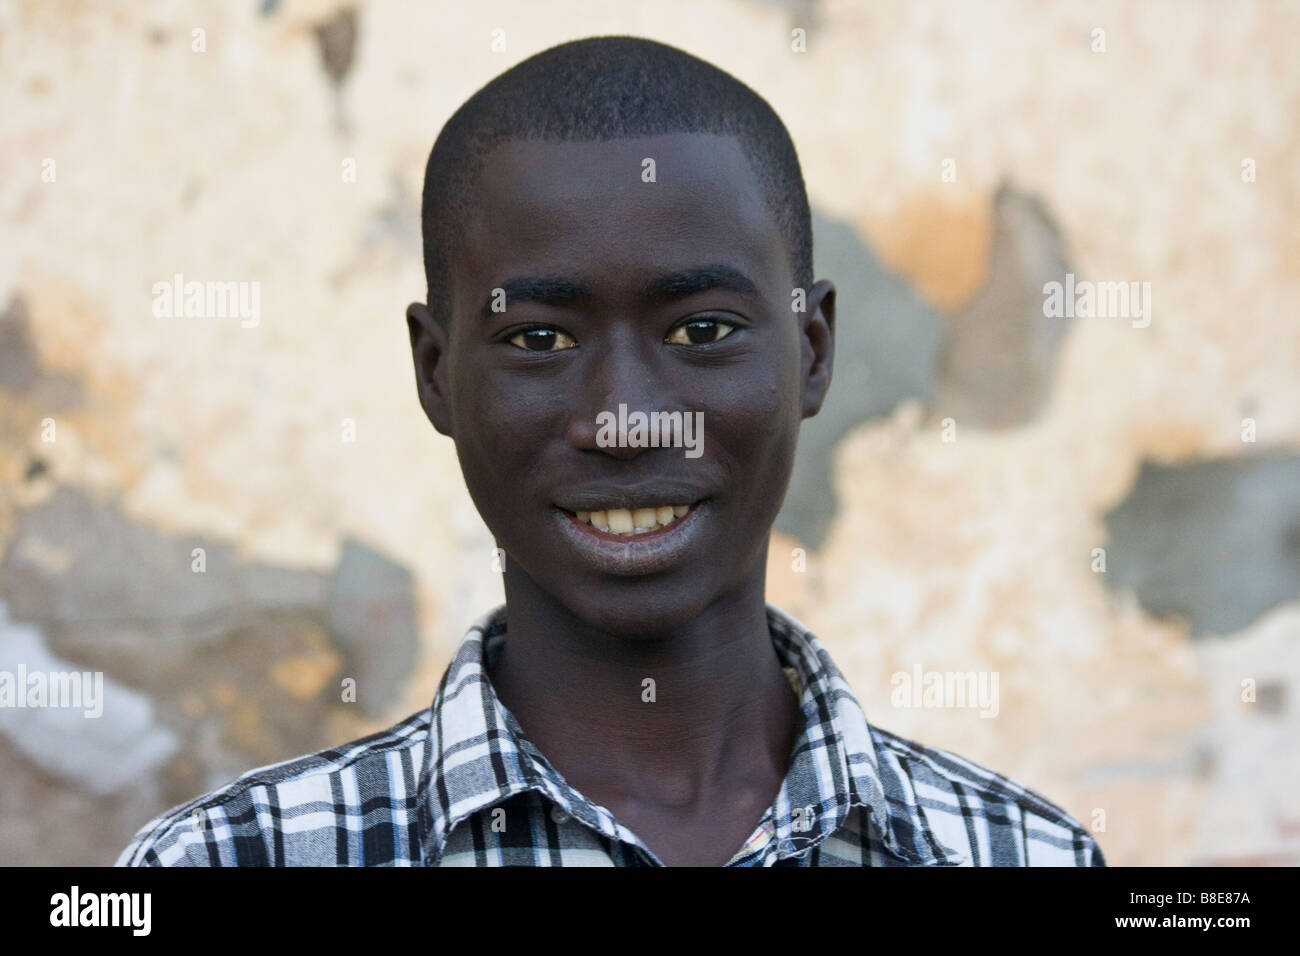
top-left (412, 133), bottom-right (833, 635)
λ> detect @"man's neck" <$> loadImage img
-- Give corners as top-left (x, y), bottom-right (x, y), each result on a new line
top-left (486, 568), bottom-right (801, 816)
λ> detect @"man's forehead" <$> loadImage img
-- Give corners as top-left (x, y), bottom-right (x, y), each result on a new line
top-left (453, 132), bottom-right (785, 300)
top-left (478, 131), bottom-right (753, 180)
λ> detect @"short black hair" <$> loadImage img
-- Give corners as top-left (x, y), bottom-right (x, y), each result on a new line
top-left (420, 35), bottom-right (813, 319)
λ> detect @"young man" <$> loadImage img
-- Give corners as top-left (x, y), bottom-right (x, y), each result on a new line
top-left (119, 36), bottom-right (1105, 866)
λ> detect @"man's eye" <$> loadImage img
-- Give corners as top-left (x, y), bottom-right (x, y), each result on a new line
top-left (507, 328), bottom-right (577, 352)
top-left (665, 318), bottom-right (737, 345)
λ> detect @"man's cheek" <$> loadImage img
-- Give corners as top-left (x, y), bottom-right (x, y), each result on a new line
top-left (458, 388), bottom-right (536, 459)
top-left (700, 372), bottom-right (792, 423)
top-left (702, 404), bottom-right (793, 461)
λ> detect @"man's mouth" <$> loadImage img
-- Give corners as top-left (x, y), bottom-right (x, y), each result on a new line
top-left (569, 504), bottom-right (693, 537)
top-left (551, 499), bottom-right (708, 575)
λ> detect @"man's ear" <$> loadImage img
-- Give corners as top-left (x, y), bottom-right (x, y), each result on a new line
top-left (800, 279), bottom-right (836, 419)
top-left (407, 301), bottom-right (454, 436)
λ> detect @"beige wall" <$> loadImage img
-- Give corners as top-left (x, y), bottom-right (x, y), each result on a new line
top-left (2, 0), bottom-right (1297, 865)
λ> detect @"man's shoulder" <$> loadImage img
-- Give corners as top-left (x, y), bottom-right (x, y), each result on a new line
top-left (116, 708), bottom-right (433, 867)
top-left (867, 724), bottom-right (1106, 866)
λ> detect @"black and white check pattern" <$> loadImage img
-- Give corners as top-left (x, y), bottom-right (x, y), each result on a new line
top-left (117, 604), bottom-right (1106, 866)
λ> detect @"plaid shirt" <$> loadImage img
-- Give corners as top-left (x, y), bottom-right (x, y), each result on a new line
top-left (117, 604), bottom-right (1106, 866)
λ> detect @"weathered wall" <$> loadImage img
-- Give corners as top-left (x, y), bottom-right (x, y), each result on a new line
top-left (1, 0), bottom-right (1297, 865)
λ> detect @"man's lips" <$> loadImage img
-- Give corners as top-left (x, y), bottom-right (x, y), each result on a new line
top-left (554, 480), bottom-right (712, 515)
top-left (551, 499), bottom-right (710, 576)
top-left (557, 502), bottom-right (698, 539)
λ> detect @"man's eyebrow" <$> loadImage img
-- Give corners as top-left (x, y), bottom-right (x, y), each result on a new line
top-left (480, 264), bottom-right (762, 318)
top-left (640, 264), bottom-right (762, 301)
top-left (481, 275), bottom-right (589, 318)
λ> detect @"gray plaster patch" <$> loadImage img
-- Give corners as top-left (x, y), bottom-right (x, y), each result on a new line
top-left (1103, 455), bottom-right (1300, 636)
top-left (327, 538), bottom-right (421, 719)
top-left (0, 602), bottom-right (179, 795)
top-left (0, 294), bottom-right (83, 408)
top-left (0, 294), bottom-right (39, 392)
top-left (933, 183), bottom-right (1072, 429)
top-left (778, 186), bottom-right (1077, 546)
top-left (0, 487), bottom-right (419, 718)
top-left (775, 211), bottom-right (945, 547)
top-left (314, 6), bottom-right (358, 89)
top-left (0, 485), bottom-right (328, 662)
top-left (0, 481), bottom-right (426, 863)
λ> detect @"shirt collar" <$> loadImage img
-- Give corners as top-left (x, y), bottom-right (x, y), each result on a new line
top-left (417, 603), bottom-right (962, 865)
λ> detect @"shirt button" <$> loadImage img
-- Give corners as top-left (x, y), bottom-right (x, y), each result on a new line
top-left (550, 806), bottom-right (571, 824)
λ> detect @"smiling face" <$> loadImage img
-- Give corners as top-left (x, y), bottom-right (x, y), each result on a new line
top-left (409, 132), bottom-right (834, 635)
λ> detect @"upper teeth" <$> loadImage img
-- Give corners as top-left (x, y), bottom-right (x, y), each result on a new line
top-left (575, 505), bottom-right (691, 535)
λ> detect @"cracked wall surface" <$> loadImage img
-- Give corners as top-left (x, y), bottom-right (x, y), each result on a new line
top-left (2, 0), bottom-right (1297, 865)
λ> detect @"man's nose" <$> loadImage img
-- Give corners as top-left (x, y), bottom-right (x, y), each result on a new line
top-left (564, 345), bottom-right (663, 459)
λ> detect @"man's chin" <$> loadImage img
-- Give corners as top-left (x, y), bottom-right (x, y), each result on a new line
top-left (573, 586), bottom-right (715, 638)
